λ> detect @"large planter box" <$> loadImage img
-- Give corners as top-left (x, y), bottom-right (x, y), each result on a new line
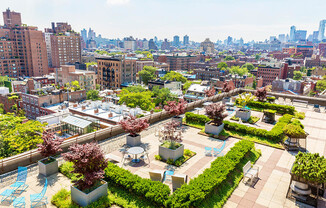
top-left (172, 116), bottom-right (183, 126)
top-left (159, 144), bottom-right (184, 162)
top-left (205, 122), bottom-right (224, 136)
top-left (71, 180), bottom-right (108, 207)
top-left (222, 97), bottom-right (230, 104)
top-left (126, 134), bottom-right (141, 147)
top-left (235, 109), bottom-right (251, 121)
top-left (38, 157), bottom-right (58, 177)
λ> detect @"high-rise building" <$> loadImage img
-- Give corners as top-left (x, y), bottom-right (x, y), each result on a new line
top-left (227, 36), bottom-right (233, 45)
top-left (124, 36), bottom-right (136, 51)
top-left (200, 38), bottom-right (215, 53)
top-left (143, 39), bottom-right (149, 50)
top-left (0, 9), bottom-right (48, 77)
top-left (148, 39), bottom-right (158, 50)
top-left (81, 29), bottom-right (87, 42)
top-left (295, 30), bottom-right (307, 41)
top-left (45, 22), bottom-right (81, 68)
top-left (173, 35), bottom-right (180, 47)
top-left (318, 20), bottom-right (326, 41)
top-left (290, 26), bottom-right (296, 42)
top-left (278, 34), bottom-right (285, 42)
top-left (161, 39), bottom-right (171, 50)
top-left (183, 35), bottom-right (189, 46)
top-left (88, 28), bottom-right (95, 40)
top-left (313, 31), bottom-right (319, 42)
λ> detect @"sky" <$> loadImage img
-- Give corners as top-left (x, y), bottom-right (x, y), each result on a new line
top-left (1, 0), bottom-right (326, 42)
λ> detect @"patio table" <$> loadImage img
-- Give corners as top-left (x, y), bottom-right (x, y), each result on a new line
top-left (127, 147), bottom-right (144, 163)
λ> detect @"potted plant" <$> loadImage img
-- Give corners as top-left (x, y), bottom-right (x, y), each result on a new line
top-left (222, 82), bottom-right (232, 104)
top-left (205, 103), bottom-right (228, 136)
top-left (262, 109), bottom-right (276, 124)
top-left (37, 131), bottom-right (64, 176)
top-left (255, 87), bottom-right (267, 102)
top-left (158, 121), bottom-right (184, 162)
top-left (164, 99), bottom-right (187, 126)
top-left (284, 124), bottom-right (307, 151)
top-left (62, 142), bottom-right (108, 207)
top-left (119, 114), bottom-right (149, 147)
top-left (235, 93), bottom-right (255, 121)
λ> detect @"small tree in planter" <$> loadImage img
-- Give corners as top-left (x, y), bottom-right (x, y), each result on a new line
top-left (159, 121), bottom-right (184, 162)
top-left (119, 115), bottom-right (149, 147)
top-left (255, 87), bottom-right (267, 102)
top-left (205, 103), bottom-right (228, 135)
top-left (235, 92), bottom-right (255, 121)
top-left (284, 124), bottom-right (307, 151)
top-left (62, 142), bottom-right (108, 207)
top-left (164, 99), bottom-right (187, 126)
top-left (37, 131), bottom-right (64, 176)
top-left (204, 87), bottom-right (216, 98)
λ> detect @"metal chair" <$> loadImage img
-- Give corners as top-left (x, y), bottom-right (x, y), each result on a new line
top-left (213, 141), bottom-right (226, 156)
top-left (205, 147), bottom-right (212, 156)
top-left (13, 196), bottom-right (25, 208)
top-left (10, 166), bottom-right (29, 194)
top-left (30, 179), bottom-right (48, 208)
top-left (0, 189), bottom-right (16, 203)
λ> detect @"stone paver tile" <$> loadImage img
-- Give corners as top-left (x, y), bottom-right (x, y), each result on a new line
top-left (224, 200), bottom-right (239, 208)
top-left (238, 198), bottom-right (255, 208)
top-left (268, 201), bottom-right (284, 208)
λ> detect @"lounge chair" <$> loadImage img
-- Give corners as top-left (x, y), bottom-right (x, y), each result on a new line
top-left (213, 141), bottom-right (226, 156)
top-left (149, 170), bottom-right (166, 182)
top-left (13, 196), bottom-right (25, 208)
top-left (205, 147), bottom-right (212, 156)
top-left (10, 166), bottom-right (29, 194)
top-left (171, 174), bottom-right (188, 191)
top-left (30, 178), bottom-right (48, 208)
top-left (0, 189), bottom-right (16, 203)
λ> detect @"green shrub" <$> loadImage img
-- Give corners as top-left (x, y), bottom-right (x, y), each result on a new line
top-left (154, 149), bottom-right (196, 167)
top-left (291, 119), bottom-right (304, 129)
top-left (184, 149), bottom-right (192, 157)
top-left (295, 111), bottom-right (305, 120)
top-left (230, 116), bottom-right (240, 121)
top-left (239, 100), bottom-right (295, 115)
top-left (168, 140), bottom-right (254, 207)
top-left (266, 96), bottom-right (276, 103)
top-left (185, 112), bottom-right (211, 126)
top-left (166, 158), bottom-right (174, 165)
top-left (154, 155), bottom-right (162, 161)
top-left (248, 116), bottom-right (260, 124)
top-left (283, 124), bottom-right (306, 138)
top-left (104, 162), bottom-right (170, 206)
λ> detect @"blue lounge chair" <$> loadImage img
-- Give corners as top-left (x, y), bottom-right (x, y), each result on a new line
top-left (205, 147), bottom-right (212, 156)
top-left (30, 179), bottom-right (48, 208)
top-left (213, 141), bottom-right (226, 156)
top-left (10, 166), bottom-right (29, 194)
top-left (0, 188), bottom-right (16, 203)
top-left (13, 196), bottom-right (25, 208)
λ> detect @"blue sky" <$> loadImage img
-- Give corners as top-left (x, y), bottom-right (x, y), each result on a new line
top-left (1, 0), bottom-right (326, 42)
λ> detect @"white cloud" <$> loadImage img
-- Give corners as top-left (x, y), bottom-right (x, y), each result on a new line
top-left (106, 0), bottom-right (130, 5)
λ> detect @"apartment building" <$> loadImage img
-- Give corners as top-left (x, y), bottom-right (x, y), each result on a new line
top-left (136, 60), bottom-right (169, 73)
top-left (154, 54), bottom-right (196, 71)
top-left (0, 9), bottom-right (49, 78)
top-left (257, 66), bottom-right (282, 86)
top-left (96, 57), bottom-right (137, 89)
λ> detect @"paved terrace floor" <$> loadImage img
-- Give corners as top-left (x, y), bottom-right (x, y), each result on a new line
top-left (1, 101), bottom-right (326, 208)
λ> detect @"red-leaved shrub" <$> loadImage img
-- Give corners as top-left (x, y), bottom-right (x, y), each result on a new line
top-left (37, 131), bottom-right (64, 158)
top-left (255, 87), bottom-right (267, 102)
top-left (119, 115), bottom-right (149, 136)
top-left (164, 99), bottom-right (187, 117)
top-left (205, 103), bottom-right (228, 126)
top-left (204, 87), bottom-right (216, 97)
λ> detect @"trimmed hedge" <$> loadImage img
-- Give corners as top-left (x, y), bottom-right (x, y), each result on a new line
top-left (224, 114), bottom-right (293, 142)
top-left (185, 112), bottom-right (210, 126)
top-left (236, 100), bottom-right (295, 115)
top-left (168, 140), bottom-right (254, 207)
top-left (104, 162), bottom-right (170, 206)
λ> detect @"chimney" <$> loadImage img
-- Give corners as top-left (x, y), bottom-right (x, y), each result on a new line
top-left (82, 105), bottom-right (86, 110)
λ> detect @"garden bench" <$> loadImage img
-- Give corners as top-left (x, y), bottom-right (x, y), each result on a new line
top-left (242, 161), bottom-right (259, 185)
top-left (171, 174), bottom-right (188, 191)
top-left (292, 99), bottom-right (308, 108)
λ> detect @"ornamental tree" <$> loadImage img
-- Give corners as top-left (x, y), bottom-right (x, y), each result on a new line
top-left (255, 87), bottom-right (267, 102)
top-left (37, 131), bottom-right (64, 159)
top-left (161, 121), bottom-right (182, 149)
top-left (222, 82), bottom-right (232, 92)
top-left (164, 99), bottom-right (187, 117)
top-left (118, 115), bottom-right (149, 136)
top-left (204, 87), bottom-right (216, 97)
top-left (205, 103), bottom-right (228, 126)
top-left (62, 142), bottom-right (108, 191)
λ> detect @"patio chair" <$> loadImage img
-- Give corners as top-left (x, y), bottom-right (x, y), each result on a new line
top-left (13, 196), bottom-right (25, 208)
top-left (149, 170), bottom-right (166, 182)
top-left (140, 152), bottom-right (150, 163)
top-left (314, 104), bottom-right (320, 112)
top-left (205, 147), bottom-right (212, 156)
top-left (10, 166), bottom-right (29, 194)
top-left (171, 174), bottom-right (188, 191)
top-left (0, 188), bottom-right (16, 203)
top-left (242, 161), bottom-right (259, 186)
top-left (30, 178), bottom-right (48, 208)
top-left (213, 141), bottom-right (226, 156)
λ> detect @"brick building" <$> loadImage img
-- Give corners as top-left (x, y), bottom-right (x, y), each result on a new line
top-left (154, 54), bottom-right (196, 71)
top-left (304, 55), bottom-right (326, 68)
top-left (0, 9), bottom-right (49, 78)
top-left (257, 66), bottom-right (282, 86)
top-left (96, 57), bottom-right (137, 89)
top-left (0, 91), bottom-right (21, 113)
top-left (194, 68), bottom-right (227, 80)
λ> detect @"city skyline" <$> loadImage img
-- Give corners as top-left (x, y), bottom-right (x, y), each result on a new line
top-left (1, 0), bottom-right (326, 42)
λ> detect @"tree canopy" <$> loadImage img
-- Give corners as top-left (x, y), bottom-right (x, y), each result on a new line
top-left (217, 62), bottom-right (228, 69)
top-left (293, 71), bottom-right (303, 80)
top-left (119, 91), bottom-right (154, 111)
top-left (316, 76), bottom-right (326, 92)
top-left (227, 66), bottom-right (248, 76)
top-left (224, 56), bottom-right (235, 61)
top-left (87, 90), bottom-right (100, 101)
top-left (152, 86), bottom-right (177, 106)
top-left (162, 71), bottom-right (187, 83)
top-left (138, 66), bottom-right (157, 85)
top-left (242, 63), bottom-right (255, 71)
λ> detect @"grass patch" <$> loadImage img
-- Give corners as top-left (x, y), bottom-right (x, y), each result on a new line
top-left (224, 129), bottom-right (283, 149)
top-left (230, 116), bottom-right (260, 124)
top-left (155, 149), bottom-right (196, 167)
top-left (160, 141), bottom-right (182, 150)
top-left (199, 148), bottom-right (261, 208)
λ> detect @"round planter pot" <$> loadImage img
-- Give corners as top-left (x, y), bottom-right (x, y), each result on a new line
top-left (172, 116), bottom-right (183, 126)
top-left (38, 157), bottom-right (58, 177)
top-left (126, 134), bottom-right (141, 147)
top-left (290, 181), bottom-right (311, 195)
top-left (71, 180), bottom-right (108, 207)
top-left (205, 121), bottom-right (224, 136)
top-left (159, 144), bottom-right (184, 162)
top-left (235, 109), bottom-right (251, 121)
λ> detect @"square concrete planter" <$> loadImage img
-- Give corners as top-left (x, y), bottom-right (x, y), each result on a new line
top-left (71, 180), bottom-right (108, 207)
top-left (159, 144), bottom-right (184, 162)
top-left (235, 109), bottom-right (251, 121)
top-left (205, 121), bottom-right (224, 136)
top-left (172, 116), bottom-right (183, 126)
top-left (222, 97), bottom-right (230, 104)
top-left (38, 157), bottom-right (58, 177)
top-left (126, 134), bottom-right (141, 147)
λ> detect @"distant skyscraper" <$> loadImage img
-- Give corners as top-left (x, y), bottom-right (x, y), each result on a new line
top-left (183, 35), bottom-right (189, 45)
top-left (270, 36), bottom-right (277, 42)
top-left (148, 39), bottom-right (158, 50)
top-left (161, 39), bottom-right (171, 50)
top-left (173, 35), bottom-right (180, 47)
top-left (290, 26), bottom-right (296, 42)
top-left (227, 36), bottom-right (233, 45)
top-left (318, 20), bottom-right (326, 41)
top-left (278, 34), bottom-right (285, 43)
top-left (239, 38), bottom-right (244, 46)
top-left (88, 28), bottom-right (95, 40)
top-left (295, 30), bottom-right (307, 41)
top-left (313, 31), bottom-right (319, 42)
top-left (81, 29), bottom-right (87, 42)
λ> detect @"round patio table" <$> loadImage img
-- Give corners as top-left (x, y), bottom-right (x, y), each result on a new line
top-left (127, 147), bottom-right (144, 163)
